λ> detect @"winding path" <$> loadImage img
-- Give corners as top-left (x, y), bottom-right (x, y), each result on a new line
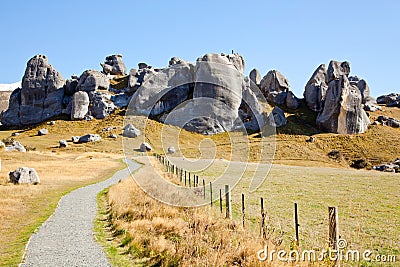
top-left (20, 159), bottom-right (141, 267)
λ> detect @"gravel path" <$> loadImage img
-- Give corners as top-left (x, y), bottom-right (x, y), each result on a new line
top-left (20, 158), bottom-right (141, 267)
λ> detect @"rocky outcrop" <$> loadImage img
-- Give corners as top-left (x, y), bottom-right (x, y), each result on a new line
top-left (130, 53), bottom-right (265, 135)
top-left (9, 167), bottom-right (40, 184)
top-left (316, 75), bottom-right (370, 134)
top-left (304, 64), bottom-right (328, 112)
top-left (1, 55), bottom-right (65, 126)
top-left (101, 54), bottom-right (127, 76)
top-left (71, 91), bottom-right (89, 120)
top-left (377, 93), bottom-right (400, 107)
top-left (373, 158), bottom-right (400, 173)
top-left (5, 141), bottom-right (26, 152)
top-left (375, 115), bottom-right (400, 128)
top-left (260, 70), bottom-right (290, 105)
top-left (64, 78), bottom-right (79, 96)
top-left (76, 70), bottom-right (109, 92)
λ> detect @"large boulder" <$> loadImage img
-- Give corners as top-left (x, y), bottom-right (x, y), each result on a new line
top-left (1, 55), bottom-right (65, 126)
top-left (78, 134), bottom-right (101, 143)
top-left (89, 92), bottom-right (115, 119)
top-left (71, 91), bottom-right (89, 120)
top-left (140, 142), bottom-right (152, 152)
top-left (122, 124), bottom-right (141, 138)
top-left (316, 75), bottom-right (370, 134)
top-left (326, 60), bottom-right (350, 84)
top-left (249, 68), bottom-right (261, 86)
top-left (259, 70), bottom-right (290, 105)
top-left (377, 93), bottom-right (400, 107)
top-left (64, 78), bottom-right (79, 96)
top-left (9, 167), bottom-right (40, 184)
top-left (101, 54), bottom-right (127, 76)
top-left (271, 106), bottom-right (287, 127)
top-left (76, 70), bottom-right (109, 92)
top-left (286, 91), bottom-right (301, 110)
top-left (304, 64), bottom-right (328, 112)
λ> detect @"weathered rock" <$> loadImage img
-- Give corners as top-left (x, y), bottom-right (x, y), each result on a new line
top-left (9, 167), bottom-right (40, 184)
top-left (111, 93), bottom-right (131, 108)
top-left (286, 91), bottom-right (301, 110)
top-left (1, 55), bottom-right (65, 126)
top-left (326, 60), bottom-right (350, 84)
top-left (140, 142), bottom-right (152, 152)
top-left (88, 92), bottom-right (115, 119)
top-left (377, 93), bottom-right (400, 107)
top-left (109, 134), bottom-right (117, 139)
top-left (12, 132), bottom-right (20, 137)
top-left (38, 128), bottom-right (48, 136)
top-left (260, 70), bottom-right (289, 105)
top-left (304, 64), bottom-right (328, 112)
top-left (5, 141), bottom-right (26, 152)
top-left (168, 146), bottom-right (176, 154)
top-left (78, 134), bottom-right (101, 143)
top-left (239, 78), bottom-right (265, 131)
top-left (138, 63), bottom-right (149, 69)
top-left (101, 55), bottom-right (127, 76)
top-left (316, 75), bottom-right (370, 134)
top-left (122, 124), bottom-right (141, 138)
top-left (71, 136), bottom-right (80, 143)
top-left (76, 70), bottom-right (109, 92)
top-left (84, 115), bottom-right (93, 121)
top-left (71, 91), bottom-right (89, 120)
top-left (271, 106), bottom-right (287, 127)
top-left (49, 120), bottom-right (55, 125)
top-left (59, 140), bottom-right (68, 147)
top-left (387, 118), bottom-right (400, 128)
top-left (249, 68), bottom-right (261, 86)
top-left (64, 78), bottom-right (79, 96)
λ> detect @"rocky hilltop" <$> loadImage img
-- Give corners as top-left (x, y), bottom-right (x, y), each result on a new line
top-left (1, 53), bottom-right (397, 136)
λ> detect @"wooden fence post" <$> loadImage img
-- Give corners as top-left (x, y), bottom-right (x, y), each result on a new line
top-left (328, 207), bottom-right (338, 250)
top-left (242, 193), bottom-right (245, 229)
top-left (188, 173), bottom-right (191, 187)
top-left (294, 203), bottom-right (299, 246)
top-left (225, 185), bottom-right (232, 219)
top-left (202, 179), bottom-right (206, 199)
top-left (219, 189), bottom-right (223, 214)
top-left (261, 197), bottom-right (265, 238)
top-left (210, 182), bottom-right (213, 206)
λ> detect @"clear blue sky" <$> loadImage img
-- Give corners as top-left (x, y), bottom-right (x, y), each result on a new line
top-left (0, 0), bottom-right (398, 97)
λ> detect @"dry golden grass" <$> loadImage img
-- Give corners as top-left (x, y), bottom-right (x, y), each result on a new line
top-left (0, 151), bottom-right (123, 266)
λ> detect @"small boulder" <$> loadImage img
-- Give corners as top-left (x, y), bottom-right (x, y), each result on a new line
top-left (11, 132), bottom-right (20, 137)
top-left (71, 91), bottom-right (90, 120)
top-left (78, 134), bottom-right (101, 143)
top-left (59, 140), bottom-right (68, 148)
top-left (140, 142), bottom-right (152, 152)
top-left (270, 107), bottom-right (287, 127)
top-left (49, 121), bottom-right (56, 125)
top-left (9, 167), bottom-right (40, 184)
top-left (38, 128), bottom-right (48, 136)
top-left (109, 134), bottom-right (117, 139)
top-left (101, 54), bottom-right (127, 76)
top-left (5, 141), bottom-right (26, 152)
top-left (168, 146), bottom-right (176, 154)
top-left (71, 136), bottom-right (80, 143)
top-left (122, 124), bottom-right (141, 138)
top-left (76, 70), bottom-right (109, 92)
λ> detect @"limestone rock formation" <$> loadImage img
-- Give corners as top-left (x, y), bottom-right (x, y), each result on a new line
top-left (71, 91), bottom-right (89, 120)
top-left (168, 146), bottom-right (176, 154)
top-left (76, 70), bottom-right (109, 92)
top-left (271, 106), bottom-right (287, 127)
top-left (260, 70), bottom-right (290, 105)
top-left (9, 167), bottom-right (40, 184)
top-left (249, 68), bottom-right (261, 86)
top-left (377, 93), bottom-right (400, 107)
top-left (326, 60), bottom-right (350, 84)
top-left (316, 75), bottom-right (370, 134)
top-left (38, 128), bottom-right (48, 136)
top-left (101, 54), bottom-right (127, 76)
top-left (1, 55), bottom-right (65, 126)
top-left (89, 92), bottom-right (115, 119)
top-left (5, 141), bottom-right (26, 152)
top-left (64, 78), bottom-right (79, 96)
top-left (286, 91), bottom-right (301, 110)
top-left (304, 64), bottom-right (328, 112)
